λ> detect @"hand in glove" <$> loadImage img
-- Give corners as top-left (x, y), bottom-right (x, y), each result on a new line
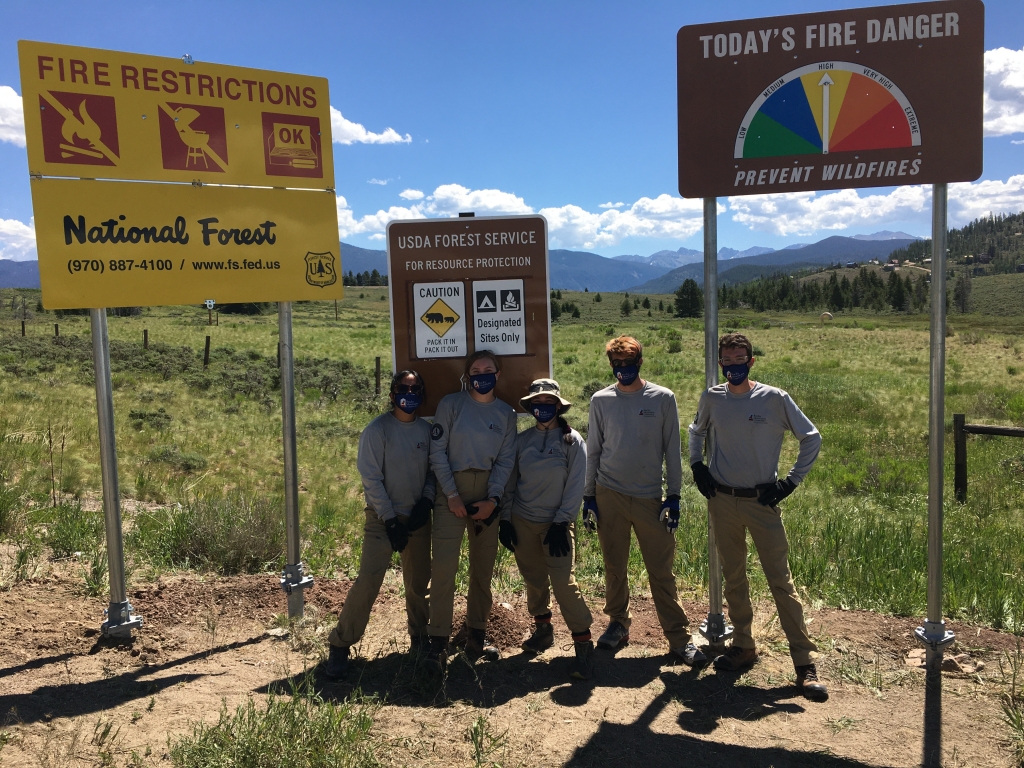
top-left (498, 519), bottom-right (517, 552)
top-left (581, 496), bottom-right (599, 532)
top-left (407, 497), bottom-right (433, 532)
top-left (543, 522), bottom-right (571, 558)
top-left (659, 495), bottom-right (681, 533)
top-left (691, 462), bottom-right (718, 499)
top-left (758, 477), bottom-right (797, 507)
top-left (384, 516), bottom-right (409, 553)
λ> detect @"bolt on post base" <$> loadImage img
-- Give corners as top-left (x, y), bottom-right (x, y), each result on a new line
top-left (699, 613), bottom-right (734, 651)
top-left (280, 563), bottom-right (314, 619)
top-left (101, 601), bottom-right (143, 638)
top-left (915, 620), bottom-right (955, 652)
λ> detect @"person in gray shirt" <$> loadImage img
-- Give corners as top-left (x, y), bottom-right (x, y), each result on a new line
top-left (688, 332), bottom-right (827, 702)
top-left (426, 350), bottom-right (518, 666)
top-left (583, 335), bottom-right (705, 666)
top-left (498, 378), bottom-right (594, 680)
top-left (322, 370), bottom-right (435, 679)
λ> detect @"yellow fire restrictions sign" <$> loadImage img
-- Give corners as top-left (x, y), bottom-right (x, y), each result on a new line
top-left (31, 178), bottom-right (342, 308)
top-left (18, 40), bottom-right (334, 189)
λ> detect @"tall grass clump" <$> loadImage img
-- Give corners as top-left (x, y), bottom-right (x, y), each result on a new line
top-left (42, 503), bottom-right (104, 559)
top-left (129, 492), bottom-right (284, 574)
top-left (169, 680), bottom-right (378, 768)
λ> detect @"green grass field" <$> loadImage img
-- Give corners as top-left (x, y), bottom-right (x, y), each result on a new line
top-left (2, 286), bottom-right (1023, 630)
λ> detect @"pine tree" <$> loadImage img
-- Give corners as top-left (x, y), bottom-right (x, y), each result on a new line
top-left (674, 279), bottom-right (703, 317)
top-left (620, 298), bottom-right (632, 316)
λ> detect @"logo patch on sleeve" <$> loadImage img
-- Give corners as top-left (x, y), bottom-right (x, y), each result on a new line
top-left (430, 423), bottom-right (444, 440)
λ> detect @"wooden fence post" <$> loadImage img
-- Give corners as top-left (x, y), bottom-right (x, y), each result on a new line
top-left (204, 335), bottom-right (211, 369)
top-left (54, 323), bottom-right (59, 338)
top-left (954, 413), bottom-right (967, 503)
top-left (143, 329), bottom-right (149, 349)
top-left (375, 356), bottom-right (381, 395)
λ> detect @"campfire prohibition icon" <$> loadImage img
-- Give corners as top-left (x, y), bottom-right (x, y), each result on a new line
top-left (39, 91), bottom-right (120, 166)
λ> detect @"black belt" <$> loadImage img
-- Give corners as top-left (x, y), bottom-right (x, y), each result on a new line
top-left (716, 484), bottom-right (760, 498)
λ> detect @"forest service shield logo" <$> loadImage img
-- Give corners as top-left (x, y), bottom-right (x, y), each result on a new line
top-left (304, 252), bottom-right (337, 287)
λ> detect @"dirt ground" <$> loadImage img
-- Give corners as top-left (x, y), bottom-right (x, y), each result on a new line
top-left (0, 567), bottom-right (1019, 768)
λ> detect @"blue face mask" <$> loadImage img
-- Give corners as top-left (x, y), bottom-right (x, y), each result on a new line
top-left (469, 372), bottom-right (497, 394)
top-left (614, 364), bottom-right (640, 386)
top-left (531, 402), bottom-right (559, 424)
top-left (395, 393), bottom-right (422, 414)
top-left (722, 363), bottom-right (750, 385)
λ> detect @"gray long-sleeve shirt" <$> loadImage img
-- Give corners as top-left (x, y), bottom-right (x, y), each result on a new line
top-left (688, 382), bottom-right (821, 488)
top-left (584, 381), bottom-right (683, 500)
top-left (501, 426), bottom-right (587, 524)
top-left (357, 412), bottom-right (436, 521)
top-left (429, 391), bottom-right (518, 501)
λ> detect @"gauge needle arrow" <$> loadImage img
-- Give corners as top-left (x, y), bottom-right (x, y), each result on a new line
top-left (819, 73), bottom-right (835, 154)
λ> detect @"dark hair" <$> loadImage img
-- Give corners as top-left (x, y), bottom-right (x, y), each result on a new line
top-left (718, 333), bottom-right (753, 359)
top-left (463, 349), bottom-right (501, 377)
top-left (556, 415), bottom-right (572, 440)
top-left (390, 369), bottom-right (425, 399)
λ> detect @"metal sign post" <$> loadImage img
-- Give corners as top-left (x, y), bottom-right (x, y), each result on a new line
top-left (698, 197), bottom-right (732, 652)
top-left (91, 308), bottom-right (142, 638)
top-left (916, 183), bottom-right (954, 767)
top-left (278, 301), bottom-right (312, 618)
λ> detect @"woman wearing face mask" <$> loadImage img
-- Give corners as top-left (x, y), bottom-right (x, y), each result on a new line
top-left (426, 350), bottom-right (518, 666)
top-left (498, 379), bottom-right (594, 680)
top-left (322, 371), bottom-right (434, 678)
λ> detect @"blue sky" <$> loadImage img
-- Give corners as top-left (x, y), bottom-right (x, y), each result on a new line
top-left (1, 0), bottom-right (1023, 260)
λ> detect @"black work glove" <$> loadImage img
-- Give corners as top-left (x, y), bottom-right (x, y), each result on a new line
top-left (384, 516), bottom-right (409, 553)
top-left (407, 497), bottom-right (433, 532)
top-left (498, 519), bottom-right (517, 552)
top-left (543, 522), bottom-right (571, 558)
top-left (691, 462), bottom-right (718, 499)
top-left (758, 477), bottom-right (797, 507)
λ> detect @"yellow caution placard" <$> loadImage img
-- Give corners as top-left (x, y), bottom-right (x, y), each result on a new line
top-left (18, 40), bottom-right (334, 189)
top-left (31, 178), bottom-right (342, 308)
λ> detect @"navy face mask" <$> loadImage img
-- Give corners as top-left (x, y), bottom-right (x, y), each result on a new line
top-left (722, 363), bottom-right (750, 385)
top-left (395, 393), bottom-right (422, 414)
top-left (614, 364), bottom-right (640, 386)
top-left (469, 372), bottom-right (497, 394)
top-left (531, 403), bottom-right (559, 423)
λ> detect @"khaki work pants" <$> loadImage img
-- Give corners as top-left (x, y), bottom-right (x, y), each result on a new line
top-left (428, 469), bottom-right (499, 637)
top-left (511, 515), bottom-right (592, 634)
top-left (709, 493), bottom-right (818, 667)
top-left (595, 485), bottom-right (691, 647)
top-left (328, 509), bottom-right (431, 648)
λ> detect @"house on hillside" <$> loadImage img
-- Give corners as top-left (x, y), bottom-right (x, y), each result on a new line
top-left (846, 261), bottom-right (858, 268)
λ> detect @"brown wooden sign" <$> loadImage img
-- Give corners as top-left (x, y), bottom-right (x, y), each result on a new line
top-left (387, 215), bottom-right (552, 416)
top-left (677, 0), bottom-right (984, 198)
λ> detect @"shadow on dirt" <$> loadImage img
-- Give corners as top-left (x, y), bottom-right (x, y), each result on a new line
top-left (0, 633), bottom-right (269, 726)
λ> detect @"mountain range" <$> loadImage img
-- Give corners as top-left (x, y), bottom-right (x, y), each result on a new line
top-left (0, 231), bottom-right (923, 293)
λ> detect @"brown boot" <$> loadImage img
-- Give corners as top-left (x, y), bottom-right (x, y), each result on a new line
top-left (571, 640), bottom-right (595, 680)
top-left (465, 628), bottom-right (500, 661)
top-left (796, 663), bottom-right (829, 701)
top-left (712, 645), bottom-right (758, 671)
top-left (426, 637), bottom-right (449, 669)
top-left (522, 620), bottom-right (554, 654)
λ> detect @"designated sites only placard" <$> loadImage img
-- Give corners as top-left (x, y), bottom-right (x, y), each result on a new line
top-left (31, 178), bottom-right (341, 308)
top-left (677, 0), bottom-right (984, 197)
top-left (388, 215), bottom-right (551, 416)
top-left (18, 40), bottom-right (334, 189)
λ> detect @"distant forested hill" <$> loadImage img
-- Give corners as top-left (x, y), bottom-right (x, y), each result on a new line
top-left (890, 212), bottom-right (1024, 274)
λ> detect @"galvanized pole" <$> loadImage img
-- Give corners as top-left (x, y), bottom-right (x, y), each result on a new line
top-left (698, 197), bottom-right (732, 652)
top-left (91, 309), bottom-right (142, 638)
top-left (916, 183), bottom-right (953, 768)
top-left (278, 302), bottom-right (312, 618)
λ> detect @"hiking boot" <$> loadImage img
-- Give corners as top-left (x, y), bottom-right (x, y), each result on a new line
top-left (465, 628), bottom-right (500, 661)
top-left (426, 636), bottom-right (449, 669)
top-left (596, 621), bottom-right (629, 650)
top-left (571, 640), bottom-right (595, 680)
top-left (796, 663), bottom-right (829, 702)
top-left (670, 642), bottom-right (708, 667)
top-left (522, 622), bottom-right (554, 654)
top-left (409, 634), bottom-right (430, 654)
top-left (713, 645), bottom-right (758, 672)
top-left (321, 644), bottom-right (349, 679)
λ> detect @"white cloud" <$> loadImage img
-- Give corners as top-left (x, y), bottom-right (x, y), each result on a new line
top-left (426, 184), bottom-right (533, 216)
top-left (399, 189), bottom-right (425, 200)
top-left (599, 201), bottom-right (625, 209)
top-left (330, 106), bottom-right (411, 145)
top-left (0, 217), bottom-right (37, 260)
top-left (367, 178), bottom-right (388, 185)
top-left (984, 47), bottom-right (1024, 137)
top-left (541, 195), bottom-right (712, 249)
top-left (335, 195), bottom-right (423, 239)
top-left (0, 85), bottom-right (25, 147)
top-left (950, 174), bottom-right (1024, 223)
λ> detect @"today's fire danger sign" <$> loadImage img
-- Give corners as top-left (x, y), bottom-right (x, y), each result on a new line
top-left (677, 0), bottom-right (984, 197)
top-left (414, 282), bottom-right (467, 358)
top-left (18, 40), bottom-right (334, 189)
top-left (387, 215), bottom-right (552, 416)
